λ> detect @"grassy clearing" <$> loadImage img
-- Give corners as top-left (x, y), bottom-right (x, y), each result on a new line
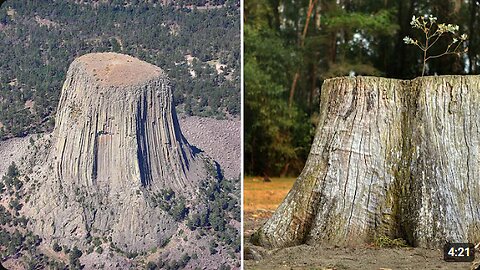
top-left (243, 176), bottom-right (295, 213)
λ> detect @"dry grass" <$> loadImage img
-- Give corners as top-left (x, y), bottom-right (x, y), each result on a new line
top-left (243, 176), bottom-right (295, 213)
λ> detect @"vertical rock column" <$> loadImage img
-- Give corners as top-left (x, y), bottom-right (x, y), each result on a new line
top-left (28, 52), bottom-right (208, 252)
top-left (52, 52), bottom-right (194, 194)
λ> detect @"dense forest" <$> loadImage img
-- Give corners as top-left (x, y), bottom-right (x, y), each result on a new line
top-left (0, 0), bottom-right (240, 140)
top-left (245, 0), bottom-right (479, 176)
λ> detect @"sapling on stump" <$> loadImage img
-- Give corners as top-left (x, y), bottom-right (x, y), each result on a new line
top-left (403, 14), bottom-right (468, 76)
top-left (254, 76), bottom-right (480, 249)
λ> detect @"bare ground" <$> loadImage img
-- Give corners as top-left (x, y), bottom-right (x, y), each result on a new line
top-left (244, 211), bottom-right (480, 270)
top-left (179, 115), bottom-right (240, 180)
top-left (0, 135), bottom-right (33, 177)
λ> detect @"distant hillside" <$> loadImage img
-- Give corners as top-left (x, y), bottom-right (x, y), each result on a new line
top-left (0, 0), bottom-right (240, 140)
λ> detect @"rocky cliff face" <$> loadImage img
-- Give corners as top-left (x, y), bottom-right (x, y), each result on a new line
top-left (26, 53), bottom-right (211, 252)
top-left (255, 76), bottom-right (480, 249)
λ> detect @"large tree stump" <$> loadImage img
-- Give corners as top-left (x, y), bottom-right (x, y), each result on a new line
top-left (254, 76), bottom-right (480, 249)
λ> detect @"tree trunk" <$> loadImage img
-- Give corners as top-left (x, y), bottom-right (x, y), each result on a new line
top-left (288, 0), bottom-right (319, 107)
top-left (254, 76), bottom-right (480, 249)
top-left (309, 58), bottom-right (317, 110)
top-left (391, 0), bottom-right (416, 78)
top-left (468, 0), bottom-right (478, 74)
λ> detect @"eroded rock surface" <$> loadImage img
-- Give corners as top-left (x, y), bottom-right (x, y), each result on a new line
top-left (256, 76), bottom-right (480, 249)
top-left (26, 52), bottom-right (211, 252)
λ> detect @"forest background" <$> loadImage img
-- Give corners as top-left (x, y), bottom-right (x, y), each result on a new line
top-left (245, 0), bottom-right (479, 177)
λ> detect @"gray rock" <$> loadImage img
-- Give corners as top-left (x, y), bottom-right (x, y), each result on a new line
top-left (26, 52), bottom-right (211, 252)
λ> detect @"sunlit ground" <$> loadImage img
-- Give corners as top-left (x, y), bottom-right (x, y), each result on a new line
top-left (243, 176), bottom-right (295, 213)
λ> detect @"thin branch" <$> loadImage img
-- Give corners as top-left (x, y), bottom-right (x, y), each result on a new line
top-left (428, 28), bottom-right (442, 39)
top-left (425, 20), bottom-right (434, 35)
top-left (426, 51), bottom-right (459, 60)
top-left (426, 42), bottom-right (463, 61)
top-left (414, 42), bottom-right (426, 51)
top-left (426, 44), bottom-right (453, 61)
top-left (452, 40), bottom-right (463, 51)
top-left (426, 34), bottom-right (443, 50)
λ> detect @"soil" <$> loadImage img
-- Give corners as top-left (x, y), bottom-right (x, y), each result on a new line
top-left (0, 135), bottom-right (33, 178)
top-left (244, 211), bottom-right (480, 270)
top-left (77, 52), bottom-right (164, 86)
top-left (244, 178), bottom-right (480, 270)
top-left (179, 115), bottom-right (240, 180)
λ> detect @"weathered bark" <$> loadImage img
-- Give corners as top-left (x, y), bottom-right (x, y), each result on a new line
top-left (255, 76), bottom-right (480, 249)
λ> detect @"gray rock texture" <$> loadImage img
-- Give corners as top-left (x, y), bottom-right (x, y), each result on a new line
top-left (179, 115), bottom-right (240, 180)
top-left (26, 53), bottom-right (210, 252)
top-left (255, 76), bottom-right (480, 249)
top-left (0, 135), bottom-right (33, 178)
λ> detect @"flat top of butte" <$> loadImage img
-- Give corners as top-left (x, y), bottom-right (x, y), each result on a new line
top-left (76, 52), bottom-right (164, 87)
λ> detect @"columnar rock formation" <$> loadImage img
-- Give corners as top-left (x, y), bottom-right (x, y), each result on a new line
top-left (255, 76), bottom-right (480, 249)
top-left (27, 53), bottom-right (210, 251)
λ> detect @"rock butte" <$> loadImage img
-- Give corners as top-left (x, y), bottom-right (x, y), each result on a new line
top-left (26, 52), bottom-right (215, 252)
